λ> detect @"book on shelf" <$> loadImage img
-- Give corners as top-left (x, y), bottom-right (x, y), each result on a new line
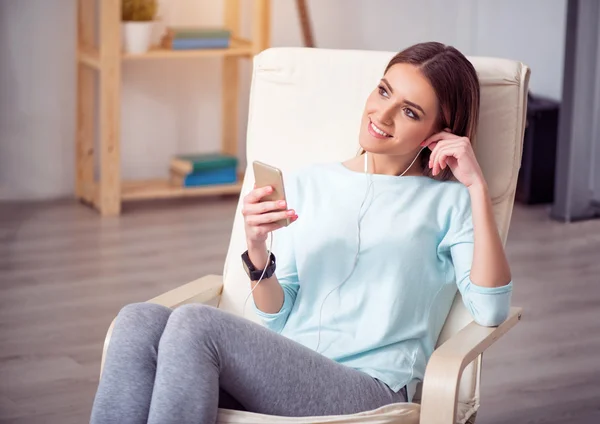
top-left (172, 38), bottom-right (230, 50)
top-left (169, 167), bottom-right (237, 187)
top-left (170, 153), bottom-right (238, 175)
top-left (169, 27), bottom-right (231, 39)
top-left (169, 153), bottom-right (238, 187)
top-left (161, 27), bottom-right (232, 50)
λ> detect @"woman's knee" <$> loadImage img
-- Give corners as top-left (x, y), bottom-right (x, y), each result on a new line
top-left (114, 302), bottom-right (172, 337)
top-left (161, 304), bottom-right (220, 341)
top-left (167, 304), bottom-right (217, 328)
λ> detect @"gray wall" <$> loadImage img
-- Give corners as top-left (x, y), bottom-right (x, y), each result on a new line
top-left (0, 0), bottom-right (567, 200)
top-left (0, 1), bottom-right (77, 200)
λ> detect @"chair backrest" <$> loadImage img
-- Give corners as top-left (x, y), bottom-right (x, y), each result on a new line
top-left (219, 47), bottom-right (530, 409)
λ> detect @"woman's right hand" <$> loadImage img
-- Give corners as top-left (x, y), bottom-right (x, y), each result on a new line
top-left (242, 185), bottom-right (298, 248)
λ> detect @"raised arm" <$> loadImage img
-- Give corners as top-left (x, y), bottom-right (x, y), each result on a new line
top-left (426, 131), bottom-right (513, 326)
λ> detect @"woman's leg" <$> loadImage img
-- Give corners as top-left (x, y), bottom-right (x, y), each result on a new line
top-left (147, 304), bottom-right (405, 424)
top-left (90, 303), bottom-right (172, 424)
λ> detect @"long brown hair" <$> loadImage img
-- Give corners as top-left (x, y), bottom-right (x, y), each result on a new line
top-left (363, 42), bottom-right (480, 181)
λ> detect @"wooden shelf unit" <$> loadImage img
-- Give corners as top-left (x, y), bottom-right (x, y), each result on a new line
top-left (76, 0), bottom-right (270, 216)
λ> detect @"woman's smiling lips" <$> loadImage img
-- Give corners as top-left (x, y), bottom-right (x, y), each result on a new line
top-left (368, 119), bottom-right (392, 139)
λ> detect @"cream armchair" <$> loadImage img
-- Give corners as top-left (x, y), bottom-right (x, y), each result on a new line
top-left (101, 48), bottom-right (530, 424)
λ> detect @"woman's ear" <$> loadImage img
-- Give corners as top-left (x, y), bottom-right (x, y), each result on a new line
top-left (421, 125), bottom-right (445, 147)
top-left (420, 130), bottom-right (438, 148)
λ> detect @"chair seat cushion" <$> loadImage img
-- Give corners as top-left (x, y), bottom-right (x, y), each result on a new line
top-left (216, 402), bottom-right (420, 423)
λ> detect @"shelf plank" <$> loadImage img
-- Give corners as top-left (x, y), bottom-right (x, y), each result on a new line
top-left (77, 38), bottom-right (253, 66)
top-left (121, 179), bottom-right (243, 201)
top-left (122, 38), bottom-right (253, 61)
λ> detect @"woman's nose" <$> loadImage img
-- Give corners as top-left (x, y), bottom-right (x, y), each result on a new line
top-left (379, 104), bottom-right (395, 126)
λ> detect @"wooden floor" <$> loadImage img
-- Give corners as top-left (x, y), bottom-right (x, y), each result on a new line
top-left (0, 198), bottom-right (599, 424)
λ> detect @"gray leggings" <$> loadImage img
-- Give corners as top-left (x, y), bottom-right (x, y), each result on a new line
top-left (90, 303), bottom-right (406, 424)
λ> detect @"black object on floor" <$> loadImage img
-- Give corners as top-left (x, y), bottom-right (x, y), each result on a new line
top-left (516, 93), bottom-right (560, 205)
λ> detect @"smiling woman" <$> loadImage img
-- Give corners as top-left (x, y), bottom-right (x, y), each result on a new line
top-left (91, 42), bottom-right (513, 424)
top-left (352, 42), bottom-right (480, 181)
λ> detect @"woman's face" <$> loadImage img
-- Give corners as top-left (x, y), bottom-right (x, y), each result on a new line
top-left (358, 63), bottom-right (440, 156)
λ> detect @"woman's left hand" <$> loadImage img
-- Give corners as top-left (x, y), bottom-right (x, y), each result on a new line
top-left (421, 129), bottom-right (486, 189)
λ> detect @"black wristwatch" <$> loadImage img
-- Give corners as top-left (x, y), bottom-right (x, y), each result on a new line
top-left (241, 250), bottom-right (276, 281)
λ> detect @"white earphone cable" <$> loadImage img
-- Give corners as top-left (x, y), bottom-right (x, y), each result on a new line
top-left (314, 153), bottom-right (373, 352)
top-left (243, 231), bottom-right (274, 317)
top-left (244, 147), bottom-right (426, 352)
top-left (313, 147), bottom-right (425, 353)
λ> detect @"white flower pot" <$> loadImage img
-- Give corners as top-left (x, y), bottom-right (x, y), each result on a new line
top-left (122, 21), bottom-right (154, 54)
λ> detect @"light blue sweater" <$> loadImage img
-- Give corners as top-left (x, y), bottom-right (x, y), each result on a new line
top-left (253, 162), bottom-right (512, 400)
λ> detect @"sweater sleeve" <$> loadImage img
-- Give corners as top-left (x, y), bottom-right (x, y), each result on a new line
top-left (447, 188), bottom-right (513, 327)
top-left (252, 173), bottom-right (300, 333)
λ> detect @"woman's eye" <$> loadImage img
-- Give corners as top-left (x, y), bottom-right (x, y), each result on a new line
top-left (378, 85), bottom-right (389, 98)
top-left (404, 108), bottom-right (417, 120)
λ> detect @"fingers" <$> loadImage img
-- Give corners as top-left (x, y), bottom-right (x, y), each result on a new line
top-left (246, 209), bottom-right (297, 226)
top-left (426, 137), bottom-right (447, 174)
top-left (432, 146), bottom-right (456, 175)
top-left (242, 199), bottom-right (287, 216)
top-left (429, 138), bottom-right (470, 175)
top-left (244, 185), bottom-right (274, 204)
top-left (422, 130), bottom-right (465, 175)
top-left (244, 186), bottom-right (299, 243)
top-left (246, 218), bottom-right (297, 239)
top-left (243, 185), bottom-right (300, 243)
top-left (437, 150), bottom-right (453, 173)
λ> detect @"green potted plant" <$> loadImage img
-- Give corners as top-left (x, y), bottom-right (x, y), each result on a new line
top-left (122, 0), bottom-right (158, 54)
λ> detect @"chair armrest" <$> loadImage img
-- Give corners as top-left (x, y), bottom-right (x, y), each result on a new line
top-left (419, 306), bottom-right (523, 424)
top-left (100, 274), bottom-right (224, 377)
top-left (147, 274), bottom-right (224, 308)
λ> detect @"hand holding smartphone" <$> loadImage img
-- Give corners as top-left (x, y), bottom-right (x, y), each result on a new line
top-left (242, 161), bottom-right (298, 247)
top-left (252, 161), bottom-right (291, 228)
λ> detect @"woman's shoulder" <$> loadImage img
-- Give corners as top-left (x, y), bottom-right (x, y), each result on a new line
top-left (419, 175), bottom-right (467, 193)
top-left (410, 178), bottom-right (472, 223)
top-left (434, 178), bottom-right (470, 196)
top-left (434, 180), bottom-right (473, 222)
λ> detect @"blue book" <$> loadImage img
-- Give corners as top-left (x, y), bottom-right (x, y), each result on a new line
top-left (171, 167), bottom-right (237, 187)
top-left (171, 38), bottom-right (230, 50)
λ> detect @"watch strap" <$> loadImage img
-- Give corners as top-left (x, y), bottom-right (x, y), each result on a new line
top-left (241, 250), bottom-right (276, 281)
